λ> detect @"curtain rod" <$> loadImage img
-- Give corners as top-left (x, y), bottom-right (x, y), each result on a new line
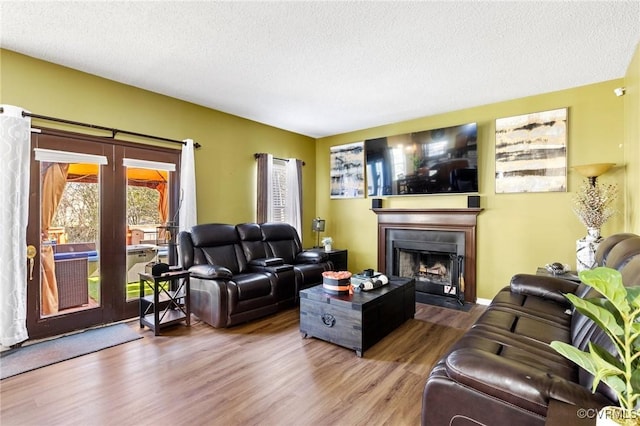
top-left (0, 107), bottom-right (200, 148)
top-left (254, 153), bottom-right (305, 166)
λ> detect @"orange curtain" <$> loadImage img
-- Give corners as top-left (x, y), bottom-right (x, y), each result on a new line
top-left (156, 182), bottom-right (169, 241)
top-left (157, 182), bottom-right (168, 225)
top-left (41, 163), bottom-right (69, 315)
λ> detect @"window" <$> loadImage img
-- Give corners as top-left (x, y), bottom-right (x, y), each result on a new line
top-left (256, 153), bottom-right (301, 237)
top-left (271, 158), bottom-right (288, 223)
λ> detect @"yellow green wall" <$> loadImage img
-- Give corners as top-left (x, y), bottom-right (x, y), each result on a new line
top-left (3, 46), bottom-right (637, 302)
top-left (625, 43), bottom-right (640, 234)
top-left (316, 81), bottom-right (628, 301)
top-left (0, 49), bottom-right (319, 244)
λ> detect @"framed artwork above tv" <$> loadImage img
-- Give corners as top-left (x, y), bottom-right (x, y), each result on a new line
top-left (365, 122), bottom-right (478, 196)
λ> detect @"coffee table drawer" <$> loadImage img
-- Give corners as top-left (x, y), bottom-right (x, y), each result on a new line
top-left (300, 298), bottom-right (362, 353)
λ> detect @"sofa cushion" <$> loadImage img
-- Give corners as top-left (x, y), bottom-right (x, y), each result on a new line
top-left (261, 222), bottom-right (301, 263)
top-left (491, 287), bottom-right (573, 326)
top-left (237, 223), bottom-right (269, 262)
top-left (472, 307), bottom-right (571, 345)
top-left (201, 245), bottom-right (244, 275)
top-left (190, 223), bottom-right (238, 247)
top-left (447, 328), bottom-right (575, 380)
top-left (187, 223), bottom-right (250, 274)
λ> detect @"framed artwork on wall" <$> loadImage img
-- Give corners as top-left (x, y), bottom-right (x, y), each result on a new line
top-left (495, 107), bottom-right (568, 194)
top-left (330, 142), bottom-right (365, 199)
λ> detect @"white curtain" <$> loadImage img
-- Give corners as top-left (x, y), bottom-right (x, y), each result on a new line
top-left (286, 158), bottom-right (302, 238)
top-left (0, 105), bottom-right (31, 347)
top-left (179, 139), bottom-right (197, 233)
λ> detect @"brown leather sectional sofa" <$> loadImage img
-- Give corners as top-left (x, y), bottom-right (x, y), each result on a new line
top-left (421, 233), bottom-right (640, 426)
top-left (178, 222), bottom-right (334, 328)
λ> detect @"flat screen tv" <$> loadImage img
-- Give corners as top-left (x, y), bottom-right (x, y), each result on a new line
top-left (365, 122), bottom-right (478, 196)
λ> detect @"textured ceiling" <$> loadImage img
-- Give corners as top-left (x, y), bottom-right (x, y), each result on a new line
top-left (1, 1), bottom-right (639, 138)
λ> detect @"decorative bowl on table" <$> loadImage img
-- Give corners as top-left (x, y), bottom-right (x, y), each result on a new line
top-left (322, 271), bottom-right (352, 295)
top-left (545, 262), bottom-right (570, 275)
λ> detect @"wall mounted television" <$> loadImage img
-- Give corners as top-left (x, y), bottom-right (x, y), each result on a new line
top-left (365, 122), bottom-right (478, 196)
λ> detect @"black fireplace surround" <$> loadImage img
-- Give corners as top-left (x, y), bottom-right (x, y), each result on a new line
top-left (388, 229), bottom-right (466, 304)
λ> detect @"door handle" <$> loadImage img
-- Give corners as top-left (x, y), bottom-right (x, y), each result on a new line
top-left (27, 245), bottom-right (37, 280)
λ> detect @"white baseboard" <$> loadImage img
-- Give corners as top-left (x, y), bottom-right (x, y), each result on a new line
top-left (475, 298), bottom-right (492, 306)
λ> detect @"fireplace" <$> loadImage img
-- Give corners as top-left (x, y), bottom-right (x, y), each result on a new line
top-left (393, 233), bottom-right (465, 304)
top-left (373, 208), bottom-right (481, 304)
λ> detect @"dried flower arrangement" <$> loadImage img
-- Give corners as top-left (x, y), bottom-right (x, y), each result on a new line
top-left (572, 179), bottom-right (618, 229)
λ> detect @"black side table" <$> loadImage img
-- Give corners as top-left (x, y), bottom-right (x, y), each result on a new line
top-left (536, 267), bottom-right (581, 283)
top-left (307, 248), bottom-right (348, 271)
top-left (139, 270), bottom-right (190, 335)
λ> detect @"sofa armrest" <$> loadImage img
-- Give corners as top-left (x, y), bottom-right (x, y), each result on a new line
top-left (295, 250), bottom-right (328, 264)
top-left (188, 264), bottom-right (233, 280)
top-left (249, 258), bottom-right (284, 267)
top-left (510, 273), bottom-right (580, 305)
top-left (445, 348), bottom-right (612, 415)
top-left (248, 259), bottom-right (293, 274)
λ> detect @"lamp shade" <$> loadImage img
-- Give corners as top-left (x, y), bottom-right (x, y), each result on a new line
top-left (573, 163), bottom-right (615, 178)
top-left (312, 218), bottom-right (325, 232)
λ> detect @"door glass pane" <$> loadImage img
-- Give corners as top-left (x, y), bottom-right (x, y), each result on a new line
top-left (125, 167), bottom-right (169, 301)
top-left (41, 162), bottom-right (100, 318)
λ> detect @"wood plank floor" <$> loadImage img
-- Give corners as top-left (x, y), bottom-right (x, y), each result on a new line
top-left (0, 302), bottom-right (484, 426)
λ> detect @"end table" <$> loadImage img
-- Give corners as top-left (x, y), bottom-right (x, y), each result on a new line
top-left (139, 270), bottom-right (190, 335)
top-left (307, 248), bottom-right (348, 271)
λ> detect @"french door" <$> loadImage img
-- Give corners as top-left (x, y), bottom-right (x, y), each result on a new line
top-left (26, 129), bottom-right (180, 340)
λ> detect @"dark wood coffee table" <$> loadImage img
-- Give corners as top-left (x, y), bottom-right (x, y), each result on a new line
top-left (299, 276), bottom-right (415, 357)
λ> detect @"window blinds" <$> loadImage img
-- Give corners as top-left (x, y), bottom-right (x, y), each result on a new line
top-left (271, 159), bottom-right (288, 223)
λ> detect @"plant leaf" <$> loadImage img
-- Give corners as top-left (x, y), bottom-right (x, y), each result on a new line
top-left (584, 297), bottom-right (624, 324)
top-left (591, 342), bottom-right (625, 371)
top-left (600, 375), bottom-right (627, 395)
top-left (550, 341), bottom-right (598, 375)
top-left (579, 268), bottom-right (628, 315)
top-left (632, 322), bottom-right (640, 348)
top-left (587, 342), bottom-right (625, 396)
top-left (565, 293), bottom-right (624, 337)
top-left (632, 368), bottom-right (640, 396)
top-left (627, 286), bottom-right (640, 310)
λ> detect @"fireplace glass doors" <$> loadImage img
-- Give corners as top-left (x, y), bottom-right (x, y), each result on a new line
top-left (394, 241), bottom-right (464, 305)
top-left (386, 229), bottom-right (466, 305)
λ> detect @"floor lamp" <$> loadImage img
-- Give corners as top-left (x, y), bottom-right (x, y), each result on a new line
top-left (312, 218), bottom-right (325, 248)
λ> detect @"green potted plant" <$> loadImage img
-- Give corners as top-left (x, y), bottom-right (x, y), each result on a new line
top-left (550, 267), bottom-right (640, 425)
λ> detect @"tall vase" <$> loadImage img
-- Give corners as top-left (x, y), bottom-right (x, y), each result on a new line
top-left (576, 227), bottom-right (603, 272)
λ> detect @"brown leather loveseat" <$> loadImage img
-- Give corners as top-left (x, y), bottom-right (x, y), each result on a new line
top-left (178, 222), bottom-right (334, 328)
top-left (421, 233), bottom-right (640, 425)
